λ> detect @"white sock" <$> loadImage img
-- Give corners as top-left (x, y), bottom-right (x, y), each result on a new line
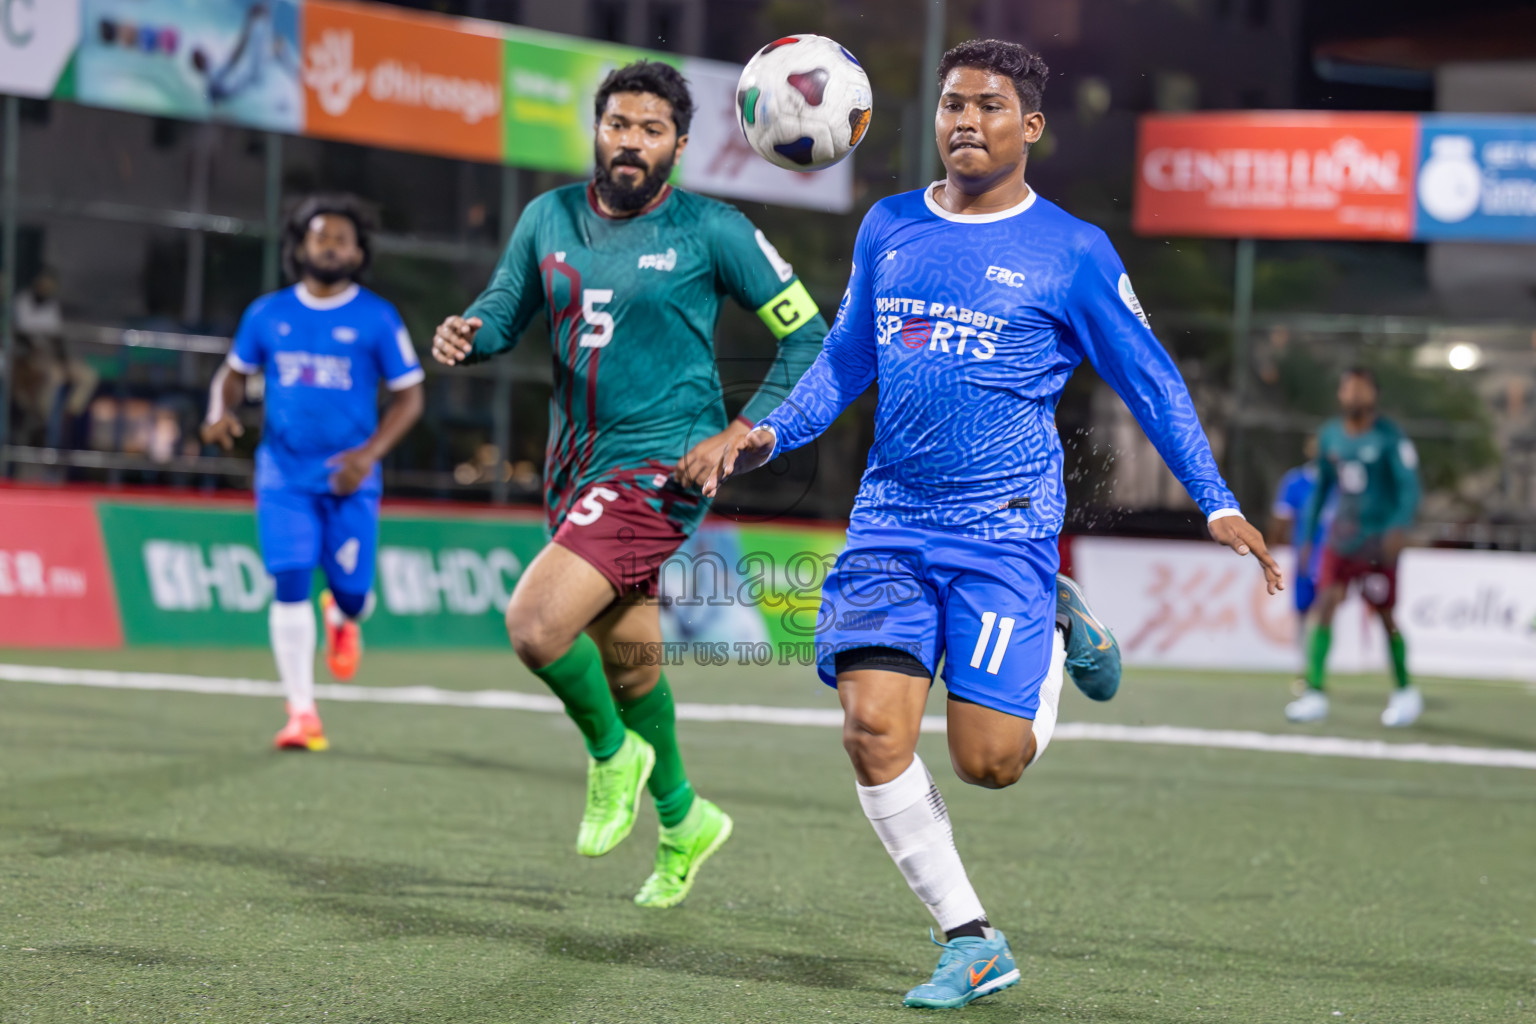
top-left (1028, 629), bottom-right (1068, 767)
top-left (856, 754), bottom-right (986, 933)
top-left (270, 599), bottom-right (317, 714)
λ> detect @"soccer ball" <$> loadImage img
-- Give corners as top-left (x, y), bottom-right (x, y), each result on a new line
top-left (736, 35), bottom-right (872, 171)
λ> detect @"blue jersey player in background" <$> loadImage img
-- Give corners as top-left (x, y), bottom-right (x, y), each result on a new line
top-left (203, 195), bottom-right (424, 752)
top-left (1269, 435), bottom-right (1335, 685)
top-left (709, 40), bottom-right (1283, 1011)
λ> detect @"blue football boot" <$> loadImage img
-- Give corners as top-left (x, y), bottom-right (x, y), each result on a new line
top-left (903, 930), bottom-right (1020, 1009)
top-left (1056, 572), bottom-right (1121, 701)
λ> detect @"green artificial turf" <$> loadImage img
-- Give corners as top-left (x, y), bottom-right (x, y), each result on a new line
top-left (1, 649), bottom-right (1532, 1022)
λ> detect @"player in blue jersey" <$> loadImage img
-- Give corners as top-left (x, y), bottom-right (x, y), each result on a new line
top-left (203, 195), bottom-right (424, 751)
top-left (708, 40), bottom-right (1283, 1010)
top-left (1269, 437), bottom-right (1334, 687)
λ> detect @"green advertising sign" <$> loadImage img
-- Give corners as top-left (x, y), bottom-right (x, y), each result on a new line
top-left (98, 502), bottom-right (547, 647)
top-left (93, 498), bottom-right (848, 652)
top-left (369, 513), bottom-right (546, 646)
top-left (99, 502), bottom-right (272, 646)
top-left (736, 524), bottom-right (846, 648)
top-left (502, 30), bottom-right (678, 175)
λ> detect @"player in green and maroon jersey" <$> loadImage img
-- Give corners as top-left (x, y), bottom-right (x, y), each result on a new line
top-left (431, 62), bottom-right (828, 908)
top-left (1285, 366), bottom-right (1422, 728)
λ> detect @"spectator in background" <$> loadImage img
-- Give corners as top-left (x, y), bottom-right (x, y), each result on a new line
top-left (13, 268), bottom-right (98, 447)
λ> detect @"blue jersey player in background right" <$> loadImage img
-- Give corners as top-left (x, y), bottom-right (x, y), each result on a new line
top-left (709, 39), bottom-right (1283, 1011)
top-left (203, 195), bottom-right (424, 752)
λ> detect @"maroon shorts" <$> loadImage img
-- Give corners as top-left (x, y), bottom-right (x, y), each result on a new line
top-left (552, 478), bottom-right (695, 598)
top-left (1318, 546), bottom-right (1398, 610)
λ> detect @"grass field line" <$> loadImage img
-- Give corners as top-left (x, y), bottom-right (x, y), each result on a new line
top-left (5, 661), bottom-right (1535, 771)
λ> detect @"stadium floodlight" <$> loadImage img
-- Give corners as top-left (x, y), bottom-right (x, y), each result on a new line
top-left (1447, 342), bottom-right (1482, 371)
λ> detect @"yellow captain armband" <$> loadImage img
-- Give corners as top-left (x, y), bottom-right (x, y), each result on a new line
top-left (755, 279), bottom-right (820, 340)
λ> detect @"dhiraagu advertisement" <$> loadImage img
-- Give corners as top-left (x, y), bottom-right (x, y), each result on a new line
top-left (502, 29), bottom-right (679, 175)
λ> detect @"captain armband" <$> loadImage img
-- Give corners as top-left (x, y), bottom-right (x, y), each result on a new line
top-left (754, 279), bottom-right (820, 340)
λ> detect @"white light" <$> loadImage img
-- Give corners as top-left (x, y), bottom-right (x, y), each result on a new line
top-left (1447, 343), bottom-right (1482, 371)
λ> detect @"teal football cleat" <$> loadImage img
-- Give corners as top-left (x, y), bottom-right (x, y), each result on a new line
top-left (903, 930), bottom-right (1020, 1009)
top-left (1056, 572), bottom-right (1121, 701)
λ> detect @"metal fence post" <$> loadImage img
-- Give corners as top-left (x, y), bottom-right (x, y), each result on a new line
top-left (916, 0), bottom-right (947, 190)
top-left (0, 95), bottom-right (19, 478)
top-left (262, 133), bottom-right (283, 291)
top-left (491, 165), bottom-right (519, 504)
top-left (1229, 237), bottom-right (1256, 506)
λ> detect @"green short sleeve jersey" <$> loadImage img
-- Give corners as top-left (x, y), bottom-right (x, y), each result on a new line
top-left (463, 183), bottom-right (827, 532)
top-left (1303, 416), bottom-right (1421, 555)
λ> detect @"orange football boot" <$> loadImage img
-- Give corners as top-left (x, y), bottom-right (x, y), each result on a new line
top-left (320, 590), bottom-right (362, 681)
top-left (273, 704), bottom-right (328, 751)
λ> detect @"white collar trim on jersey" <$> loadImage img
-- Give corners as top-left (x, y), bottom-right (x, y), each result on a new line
top-left (923, 181), bottom-right (1038, 223)
top-left (294, 283), bottom-right (360, 310)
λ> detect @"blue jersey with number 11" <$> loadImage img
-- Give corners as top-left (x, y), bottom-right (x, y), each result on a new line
top-left (760, 186), bottom-right (1239, 540)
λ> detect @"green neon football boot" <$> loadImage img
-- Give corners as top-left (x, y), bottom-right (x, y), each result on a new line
top-left (576, 729), bottom-right (655, 858)
top-left (633, 797), bottom-right (733, 908)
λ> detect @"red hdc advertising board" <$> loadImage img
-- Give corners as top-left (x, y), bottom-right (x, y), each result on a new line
top-left (0, 494), bottom-right (123, 648)
top-left (1134, 113), bottom-right (1420, 240)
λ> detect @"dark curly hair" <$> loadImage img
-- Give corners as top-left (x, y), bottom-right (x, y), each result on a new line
top-left (1343, 365), bottom-right (1379, 389)
top-left (593, 60), bottom-right (694, 136)
top-left (281, 193), bottom-right (376, 284)
top-left (937, 39), bottom-right (1050, 113)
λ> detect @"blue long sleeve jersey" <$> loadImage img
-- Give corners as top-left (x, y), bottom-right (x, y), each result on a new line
top-left (759, 186), bottom-right (1239, 541)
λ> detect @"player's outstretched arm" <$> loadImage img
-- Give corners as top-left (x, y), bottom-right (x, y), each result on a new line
top-left (1210, 515), bottom-right (1285, 596)
top-left (703, 425), bottom-right (778, 498)
top-left (200, 363), bottom-right (248, 450)
top-left (431, 316), bottom-right (481, 365)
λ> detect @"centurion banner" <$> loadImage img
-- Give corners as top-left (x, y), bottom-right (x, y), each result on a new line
top-left (4, 0), bottom-right (854, 212)
top-left (1136, 112), bottom-right (1536, 243)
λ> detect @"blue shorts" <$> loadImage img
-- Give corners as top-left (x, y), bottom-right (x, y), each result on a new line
top-left (814, 523), bottom-right (1060, 719)
top-left (1294, 573), bottom-right (1317, 614)
top-left (256, 489), bottom-right (381, 593)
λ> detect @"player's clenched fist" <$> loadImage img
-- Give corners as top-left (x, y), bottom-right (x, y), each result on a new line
top-left (432, 315), bottom-right (481, 365)
top-left (703, 425), bottom-right (778, 498)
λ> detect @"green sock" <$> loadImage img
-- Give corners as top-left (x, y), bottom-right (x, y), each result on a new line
top-left (617, 675), bottom-right (695, 828)
top-left (1305, 625), bottom-right (1332, 691)
top-left (1388, 631), bottom-right (1411, 690)
top-left (532, 634), bottom-right (626, 760)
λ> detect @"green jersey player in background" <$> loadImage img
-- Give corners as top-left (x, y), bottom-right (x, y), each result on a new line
top-left (432, 62), bottom-right (828, 908)
top-left (1285, 366), bottom-right (1422, 727)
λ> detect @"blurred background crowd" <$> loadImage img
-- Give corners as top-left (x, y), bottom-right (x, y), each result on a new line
top-left (2, 0), bottom-right (1533, 551)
